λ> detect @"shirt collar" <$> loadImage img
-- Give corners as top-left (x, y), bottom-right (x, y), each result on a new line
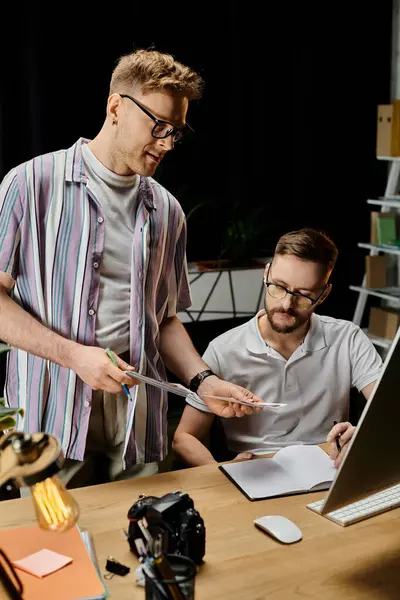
top-left (246, 311), bottom-right (270, 355)
top-left (65, 137), bottom-right (155, 210)
top-left (303, 313), bottom-right (327, 352)
top-left (65, 137), bottom-right (88, 184)
top-left (245, 310), bottom-right (327, 355)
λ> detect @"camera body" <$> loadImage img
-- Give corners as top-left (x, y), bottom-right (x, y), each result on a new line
top-left (127, 490), bottom-right (206, 565)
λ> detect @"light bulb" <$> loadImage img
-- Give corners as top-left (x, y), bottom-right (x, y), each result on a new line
top-left (31, 475), bottom-right (79, 532)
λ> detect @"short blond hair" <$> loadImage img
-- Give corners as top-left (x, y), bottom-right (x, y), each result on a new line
top-left (109, 49), bottom-right (204, 100)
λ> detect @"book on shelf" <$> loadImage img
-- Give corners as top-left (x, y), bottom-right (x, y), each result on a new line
top-left (376, 213), bottom-right (397, 246)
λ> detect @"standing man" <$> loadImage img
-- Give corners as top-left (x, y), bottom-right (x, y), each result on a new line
top-left (0, 49), bottom-right (261, 486)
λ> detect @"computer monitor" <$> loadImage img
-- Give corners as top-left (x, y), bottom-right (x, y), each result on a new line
top-left (320, 326), bottom-right (400, 515)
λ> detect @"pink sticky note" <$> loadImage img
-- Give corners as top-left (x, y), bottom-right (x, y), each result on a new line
top-left (13, 548), bottom-right (73, 578)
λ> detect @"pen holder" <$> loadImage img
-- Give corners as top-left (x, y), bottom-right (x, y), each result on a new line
top-left (144, 554), bottom-right (197, 600)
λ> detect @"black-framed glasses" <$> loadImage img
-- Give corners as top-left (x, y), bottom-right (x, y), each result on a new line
top-left (265, 271), bottom-right (327, 310)
top-left (119, 94), bottom-right (193, 142)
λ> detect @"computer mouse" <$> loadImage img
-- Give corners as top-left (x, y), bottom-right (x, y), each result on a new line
top-left (253, 515), bottom-right (302, 544)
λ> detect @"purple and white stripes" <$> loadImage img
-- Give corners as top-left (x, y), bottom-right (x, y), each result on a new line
top-left (0, 138), bottom-right (191, 467)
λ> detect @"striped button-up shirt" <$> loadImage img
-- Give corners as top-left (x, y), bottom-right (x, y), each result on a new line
top-left (0, 138), bottom-right (191, 466)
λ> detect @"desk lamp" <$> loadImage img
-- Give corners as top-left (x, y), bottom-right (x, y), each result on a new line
top-left (0, 431), bottom-right (79, 532)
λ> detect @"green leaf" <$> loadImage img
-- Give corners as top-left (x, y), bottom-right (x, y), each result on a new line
top-left (0, 417), bottom-right (17, 431)
top-left (186, 201), bottom-right (211, 221)
top-left (0, 404), bottom-right (24, 432)
top-left (0, 406), bottom-right (24, 417)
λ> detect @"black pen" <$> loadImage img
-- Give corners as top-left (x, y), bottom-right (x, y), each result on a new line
top-left (333, 421), bottom-right (341, 453)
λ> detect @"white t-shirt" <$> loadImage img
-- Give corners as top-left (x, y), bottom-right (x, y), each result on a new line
top-left (82, 143), bottom-right (140, 353)
top-left (186, 311), bottom-right (382, 453)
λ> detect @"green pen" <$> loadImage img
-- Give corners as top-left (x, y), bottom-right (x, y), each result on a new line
top-left (105, 347), bottom-right (133, 402)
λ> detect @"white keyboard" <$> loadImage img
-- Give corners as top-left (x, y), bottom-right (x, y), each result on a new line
top-left (306, 483), bottom-right (400, 526)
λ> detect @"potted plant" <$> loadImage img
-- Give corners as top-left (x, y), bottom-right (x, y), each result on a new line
top-left (185, 198), bottom-right (269, 269)
top-left (208, 203), bottom-right (269, 270)
top-left (180, 204), bottom-right (271, 323)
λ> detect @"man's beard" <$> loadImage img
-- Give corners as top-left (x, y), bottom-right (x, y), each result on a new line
top-left (265, 303), bottom-right (309, 334)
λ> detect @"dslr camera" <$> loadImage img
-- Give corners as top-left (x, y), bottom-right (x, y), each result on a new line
top-left (127, 490), bottom-right (206, 565)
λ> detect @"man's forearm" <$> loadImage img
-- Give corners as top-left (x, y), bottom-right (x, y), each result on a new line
top-left (159, 316), bottom-right (210, 385)
top-left (159, 316), bottom-right (262, 419)
top-left (0, 288), bottom-right (77, 368)
top-left (172, 432), bottom-right (217, 467)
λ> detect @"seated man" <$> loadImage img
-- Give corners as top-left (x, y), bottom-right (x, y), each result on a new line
top-left (173, 228), bottom-right (382, 468)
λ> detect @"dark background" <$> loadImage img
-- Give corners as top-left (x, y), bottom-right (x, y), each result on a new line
top-left (0, 1), bottom-right (396, 485)
top-left (0, 1), bottom-right (395, 351)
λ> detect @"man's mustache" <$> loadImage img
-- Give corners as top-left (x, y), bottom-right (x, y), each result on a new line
top-left (272, 308), bottom-right (298, 317)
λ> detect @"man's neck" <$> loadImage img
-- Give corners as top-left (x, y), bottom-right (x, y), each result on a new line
top-left (258, 313), bottom-right (311, 360)
top-left (88, 130), bottom-right (135, 176)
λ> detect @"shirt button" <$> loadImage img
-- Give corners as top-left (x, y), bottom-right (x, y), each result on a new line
top-left (93, 262), bottom-right (99, 269)
top-left (83, 400), bottom-right (90, 408)
top-left (88, 309), bottom-right (95, 316)
top-left (138, 318), bottom-right (143, 326)
top-left (138, 271), bottom-right (143, 280)
top-left (97, 216), bottom-right (104, 224)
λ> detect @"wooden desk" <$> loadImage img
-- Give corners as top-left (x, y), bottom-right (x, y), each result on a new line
top-left (1, 456), bottom-right (400, 599)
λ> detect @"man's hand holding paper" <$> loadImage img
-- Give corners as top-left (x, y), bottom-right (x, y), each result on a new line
top-left (197, 375), bottom-right (265, 418)
top-left (125, 369), bottom-right (270, 418)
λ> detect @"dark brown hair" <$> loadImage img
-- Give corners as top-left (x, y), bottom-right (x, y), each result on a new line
top-left (274, 228), bottom-right (338, 273)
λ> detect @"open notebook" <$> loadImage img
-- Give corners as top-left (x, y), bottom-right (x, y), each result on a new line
top-left (219, 445), bottom-right (337, 501)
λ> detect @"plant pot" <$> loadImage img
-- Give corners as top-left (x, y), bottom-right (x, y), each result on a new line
top-left (191, 257), bottom-right (266, 272)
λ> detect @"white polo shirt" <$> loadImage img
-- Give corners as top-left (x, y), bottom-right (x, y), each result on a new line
top-left (186, 312), bottom-right (382, 453)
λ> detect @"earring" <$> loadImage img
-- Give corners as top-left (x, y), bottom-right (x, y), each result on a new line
top-left (112, 119), bottom-right (116, 125)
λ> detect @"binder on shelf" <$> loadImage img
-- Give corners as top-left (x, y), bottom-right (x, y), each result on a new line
top-left (376, 100), bottom-right (400, 157)
top-left (376, 104), bottom-right (393, 157)
top-left (365, 255), bottom-right (388, 288)
top-left (369, 307), bottom-right (400, 342)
